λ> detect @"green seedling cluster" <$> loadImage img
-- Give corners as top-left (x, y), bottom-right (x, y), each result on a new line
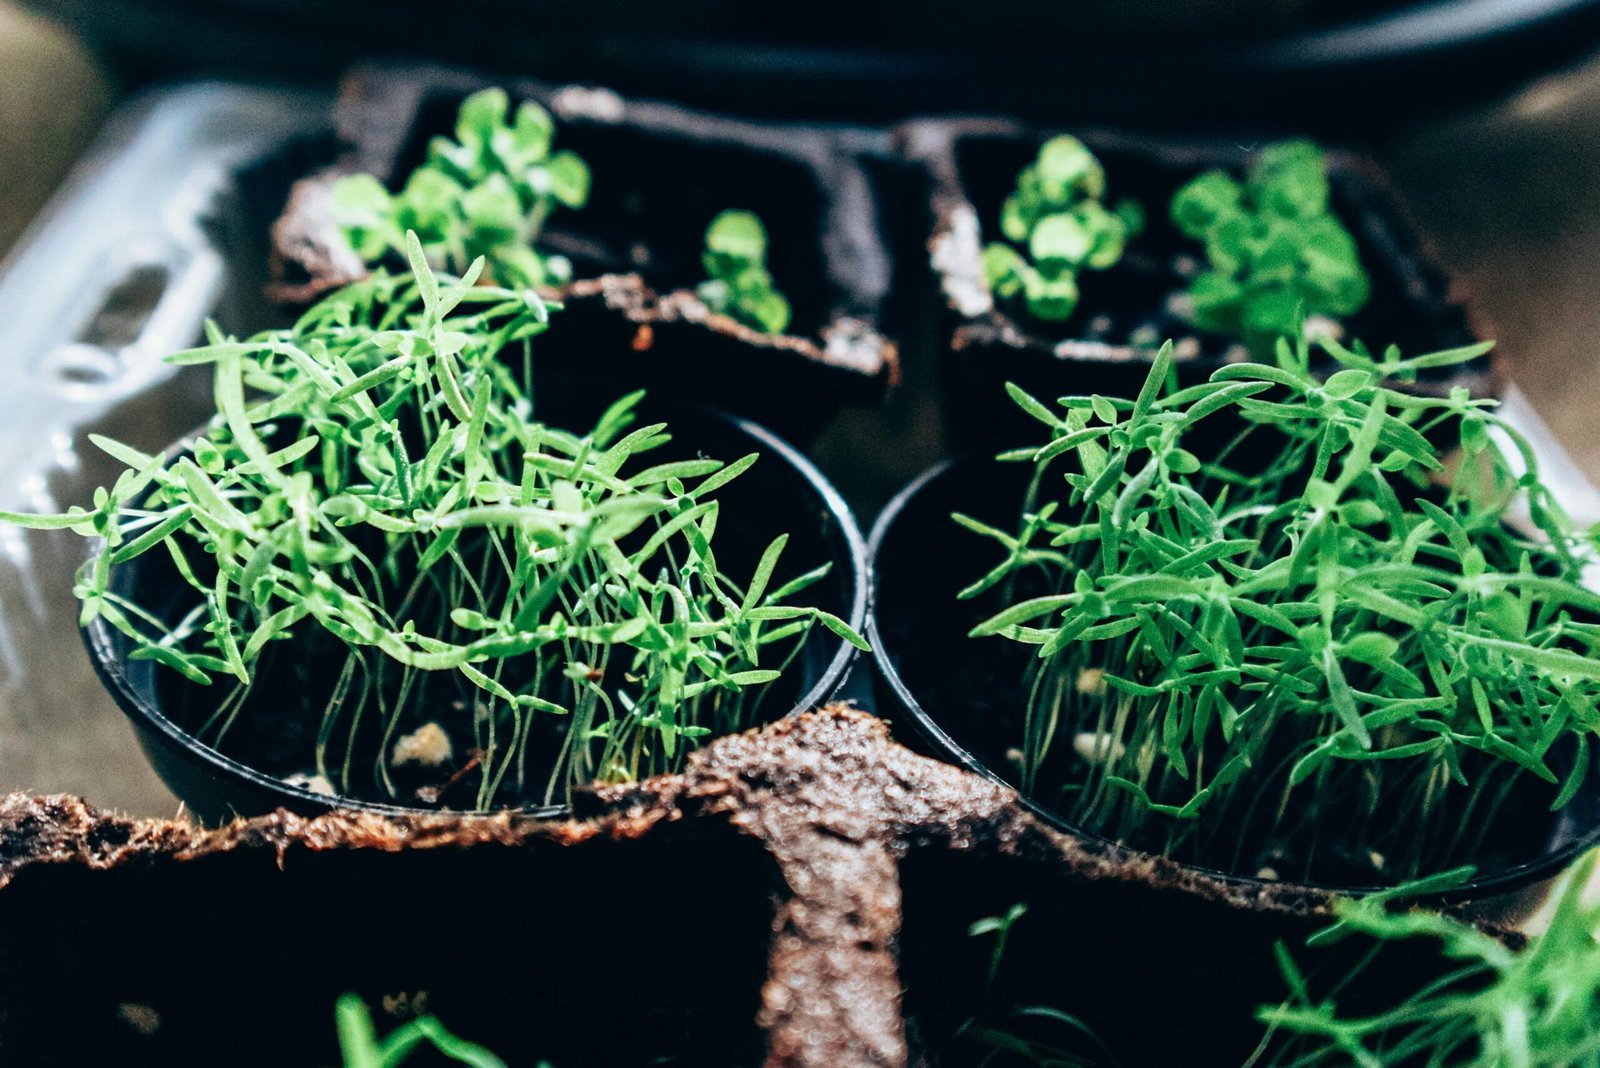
top-left (332, 88), bottom-right (590, 290)
top-left (335, 995), bottom-right (516, 1068)
top-left (1263, 849), bottom-right (1600, 1067)
top-left (3, 237), bottom-right (862, 809)
top-left (960, 333), bottom-right (1600, 884)
top-left (981, 136), bottom-right (1143, 323)
top-left (333, 89), bottom-right (797, 339)
top-left (1171, 140), bottom-right (1369, 354)
top-left (697, 209), bottom-right (792, 335)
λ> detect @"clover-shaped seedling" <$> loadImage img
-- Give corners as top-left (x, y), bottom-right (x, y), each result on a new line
top-left (697, 209), bottom-right (791, 334)
top-left (979, 135), bottom-right (1143, 324)
top-left (1171, 139), bottom-right (1369, 352)
top-left (332, 88), bottom-right (591, 290)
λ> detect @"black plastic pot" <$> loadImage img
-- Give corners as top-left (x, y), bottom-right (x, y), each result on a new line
top-left (270, 63), bottom-right (900, 446)
top-left (906, 119), bottom-right (1490, 447)
top-left (868, 454), bottom-right (1600, 906)
top-left (85, 399), bottom-right (869, 825)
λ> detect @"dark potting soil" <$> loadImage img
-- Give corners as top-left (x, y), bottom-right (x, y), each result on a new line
top-left (893, 847), bottom-right (1467, 1068)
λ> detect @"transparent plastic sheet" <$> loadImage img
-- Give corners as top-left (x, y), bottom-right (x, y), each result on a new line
top-left (0, 84), bottom-right (328, 815)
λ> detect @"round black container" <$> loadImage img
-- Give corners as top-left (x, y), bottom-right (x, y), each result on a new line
top-left (869, 454), bottom-right (1600, 904)
top-left (85, 401), bottom-right (869, 825)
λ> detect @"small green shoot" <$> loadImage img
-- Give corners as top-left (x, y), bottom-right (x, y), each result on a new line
top-left (1171, 140), bottom-right (1369, 354)
top-left (957, 903), bottom-right (1118, 1066)
top-left (962, 331), bottom-right (1600, 883)
top-left (697, 210), bottom-right (791, 334)
top-left (334, 994), bottom-right (520, 1068)
top-left (981, 135), bottom-right (1143, 324)
top-left (1261, 848), bottom-right (1600, 1067)
top-left (332, 88), bottom-right (590, 290)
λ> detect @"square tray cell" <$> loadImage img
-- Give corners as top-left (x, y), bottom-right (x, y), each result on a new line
top-left (910, 119), bottom-right (1487, 445)
top-left (0, 800), bottom-right (777, 1067)
top-left (271, 64), bottom-right (899, 445)
top-left (894, 846), bottom-right (1474, 1067)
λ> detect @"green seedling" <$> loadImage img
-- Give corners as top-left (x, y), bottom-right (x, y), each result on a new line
top-left (332, 88), bottom-right (590, 290)
top-left (957, 904), bottom-right (1118, 1066)
top-left (334, 994), bottom-right (519, 1068)
top-left (1262, 849), bottom-right (1600, 1067)
top-left (981, 135), bottom-right (1143, 324)
top-left (1171, 140), bottom-right (1369, 354)
top-left (697, 210), bottom-right (791, 334)
top-left (961, 330), bottom-right (1600, 884)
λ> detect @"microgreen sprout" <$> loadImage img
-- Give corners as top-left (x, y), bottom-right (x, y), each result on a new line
top-left (959, 332), bottom-right (1600, 884)
top-left (956, 903), bottom-right (1118, 1066)
top-left (981, 136), bottom-right (1143, 324)
top-left (696, 209), bottom-right (792, 334)
top-left (335, 994), bottom-right (516, 1068)
top-left (1260, 848), bottom-right (1600, 1067)
top-left (332, 88), bottom-right (590, 290)
top-left (3, 236), bottom-right (863, 808)
top-left (1171, 140), bottom-right (1369, 354)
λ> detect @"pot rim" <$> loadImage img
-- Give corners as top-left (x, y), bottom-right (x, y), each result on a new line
top-left (868, 453), bottom-right (1600, 901)
top-left (84, 401), bottom-right (869, 821)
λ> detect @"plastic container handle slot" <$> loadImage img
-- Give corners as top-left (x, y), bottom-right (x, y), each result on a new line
top-left (35, 237), bottom-right (221, 404)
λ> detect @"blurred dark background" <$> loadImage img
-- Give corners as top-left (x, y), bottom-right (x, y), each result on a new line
top-left (15, 0), bottom-right (1600, 128)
